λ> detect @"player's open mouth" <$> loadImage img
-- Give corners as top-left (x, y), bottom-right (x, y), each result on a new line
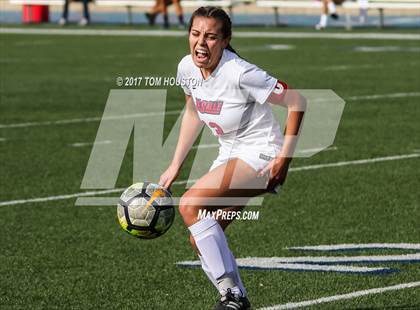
top-left (195, 49), bottom-right (209, 62)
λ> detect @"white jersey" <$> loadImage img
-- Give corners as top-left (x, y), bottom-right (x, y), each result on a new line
top-left (177, 49), bottom-right (285, 171)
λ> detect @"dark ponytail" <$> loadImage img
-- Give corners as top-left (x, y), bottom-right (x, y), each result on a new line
top-left (226, 43), bottom-right (239, 56)
top-left (188, 6), bottom-right (240, 57)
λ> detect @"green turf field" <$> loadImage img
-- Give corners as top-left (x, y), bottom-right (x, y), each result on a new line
top-left (0, 26), bottom-right (419, 309)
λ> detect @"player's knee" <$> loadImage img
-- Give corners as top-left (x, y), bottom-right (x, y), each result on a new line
top-left (178, 192), bottom-right (199, 224)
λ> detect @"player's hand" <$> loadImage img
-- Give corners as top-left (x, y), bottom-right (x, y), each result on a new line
top-left (159, 164), bottom-right (180, 190)
top-left (258, 157), bottom-right (291, 192)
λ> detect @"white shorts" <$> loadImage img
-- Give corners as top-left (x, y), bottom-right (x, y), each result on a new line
top-left (209, 143), bottom-right (281, 172)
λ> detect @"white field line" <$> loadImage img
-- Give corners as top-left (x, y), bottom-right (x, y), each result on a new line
top-left (266, 44), bottom-right (295, 50)
top-left (176, 260), bottom-right (391, 274)
top-left (0, 110), bottom-right (182, 129)
top-left (323, 64), bottom-right (376, 71)
top-left (190, 145), bottom-right (338, 153)
top-left (191, 143), bottom-right (219, 149)
top-left (354, 46), bottom-right (420, 52)
top-left (322, 61), bottom-right (420, 72)
top-left (287, 243), bottom-right (420, 251)
top-left (67, 143), bottom-right (337, 154)
top-left (75, 196), bottom-right (264, 206)
top-left (0, 152), bottom-right (419, 207)
top-left (347, 92), bottom-right (420, 101)
top-left (240, 263), bottom-right (392, 274)
top-left (258, 281), bottom-right (420, 310)
top-left (71, 140), bottom-right (112, 148)
top-left (0, 178), bottom-right (189, 207)
top-left (232, 253), bottom-right (420, 264)
top-left (0, 28), bottom-right (186, 37)
top-left (141, 153), bottom-right (419, 187)
top-left (0, 138), bottom-right (6, 142)
top-left (1, 91), bottom-right (418, 130)
top-left (295, 146), bottom-right (337, 154)
top-left (289, 153), bottom-right (420, 172)
top-left (0, 178), bottom-right (191, 207)
top-left (235, 32), bottom-right (420, 41)
top-left (0, 188), bottom-right (125, 207)
top-left (1, 28), bottom-right (420, 41)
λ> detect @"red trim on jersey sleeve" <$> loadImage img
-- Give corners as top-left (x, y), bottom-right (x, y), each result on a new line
top-left (273, 80), bottom-right (289, 101)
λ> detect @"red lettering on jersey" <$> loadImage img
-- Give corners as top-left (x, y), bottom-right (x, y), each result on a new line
top-left (208, 122), bottom-right (224, 136)
top-left (195, 98), bottom-right (223, 115)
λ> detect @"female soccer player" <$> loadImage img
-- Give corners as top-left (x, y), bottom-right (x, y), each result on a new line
top-left (159, 7), bottom-right (306, 310)
top-left (59, 0), bottom-right (90, 26)
top-left (316, 0), bottom-right (368, 29)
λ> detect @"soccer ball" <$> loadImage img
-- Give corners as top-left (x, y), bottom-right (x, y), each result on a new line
top-left (117, 182), bottom-right (175, 239)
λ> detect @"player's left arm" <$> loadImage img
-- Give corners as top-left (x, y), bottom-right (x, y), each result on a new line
top-left (259, 83), bottom-right (306, 190)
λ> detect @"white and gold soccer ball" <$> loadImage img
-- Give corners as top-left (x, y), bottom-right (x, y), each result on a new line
top-left (117, 182), bottom-right (175, 239)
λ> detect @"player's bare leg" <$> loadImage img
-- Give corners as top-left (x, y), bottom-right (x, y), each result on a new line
top-left (179, 158), bottom-right (265, 227)
top-left (316, 0), bottom-right (330, 29)
top-left (316, 0), bottom-right (341, 29)
top-left (172, 0), bottom-right (185, 27)
top-left (329, 0), bottom-right (339, 19)
top-left (146, 0), bottom-right (167, 26)
top-left (145, 2), bottom-right (160, 25)
top-left (179, 158), bottom-right (265, 309)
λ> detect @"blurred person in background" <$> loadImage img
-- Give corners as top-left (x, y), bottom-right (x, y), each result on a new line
top-left (358, 0), bottom-right (369, 24)
top-left (59, 0), bottom-right (91, 26)
top-left (316, 0), bottom-right (343, 30)
top-left (145, 0), bottom-right (185, 28)
top-left (316, 0), bottom-right (369, 29)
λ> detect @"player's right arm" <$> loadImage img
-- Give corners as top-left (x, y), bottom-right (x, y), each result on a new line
top-left (159, 95), bottom-right (204, 189)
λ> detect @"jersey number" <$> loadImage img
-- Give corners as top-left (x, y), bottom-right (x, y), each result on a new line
top-left (208, 122), bottom-right (224, 136)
